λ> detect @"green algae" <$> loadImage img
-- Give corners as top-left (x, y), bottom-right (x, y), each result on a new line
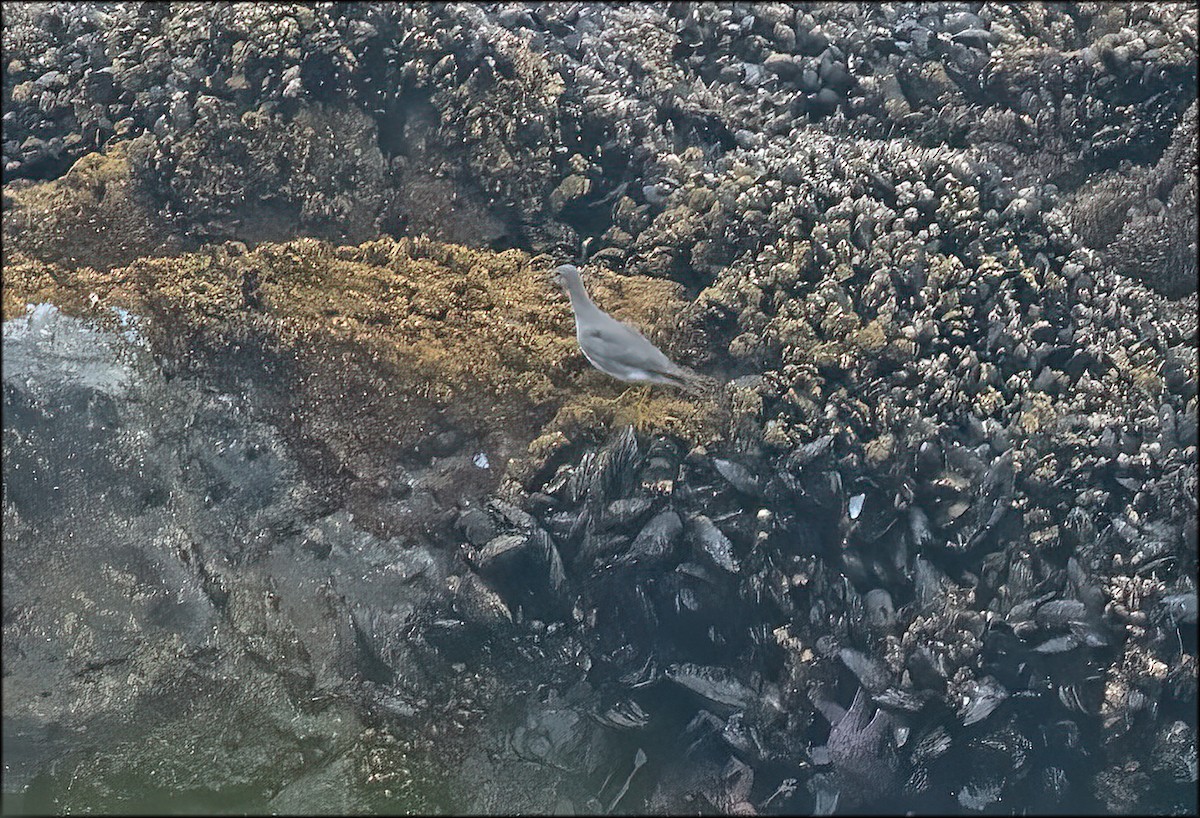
top-left (4, 156), bottom-right (722, 484)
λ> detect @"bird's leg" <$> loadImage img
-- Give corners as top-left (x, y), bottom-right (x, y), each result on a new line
top-left (593, 385), bottom-right (654, 428)
top-left (592, 384), bottom-right (641, 409)
top-left (638, 384), bottom-right (659, 424)
top-left (632, 383), bottom-right (652, 414)
top-left (616, 384), bottom-right (651, 427)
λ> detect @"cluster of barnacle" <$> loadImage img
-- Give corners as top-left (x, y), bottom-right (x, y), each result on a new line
top-left (4, 2), bottom-right (1194, 283)
top-left (2, 3), bottom-right (378, 177)
top-left (513, 1), bottom-right (1196, 275)
top-left (422, 388), bottom-right (1196, 812)
top-left (675, 138), bottom-right (1194, 815)
top-left (4, 1), bottom-right (1195, 812)
top-left (1, 4), bottom-right (571, 248)
top-left (624, 121), bottom-right (1195, 520)
top-left (129, 98), bottom-right (393, 242)
top-left (1065, 99), bottom-right (1198, 297)
top-left (423, 44), bottom-right (1194, 802)
top-left (833, 3), bottom-right (1196, 186)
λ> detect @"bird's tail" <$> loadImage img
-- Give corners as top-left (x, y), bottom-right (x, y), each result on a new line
top-left (665, 366), bottom-right (720, 396)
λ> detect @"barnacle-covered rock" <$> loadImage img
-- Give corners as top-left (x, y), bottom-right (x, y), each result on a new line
top-left (4, 1), bottom-right (1197, 813)
top-left (2, 143), bottom-right (184, 270)
top-left (131, 100), bottom-right (394, 244)
top-left (1066, 100), bottom-right (1198, 297)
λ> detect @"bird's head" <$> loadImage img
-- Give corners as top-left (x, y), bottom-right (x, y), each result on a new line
top-left (551, 263), bottom-right (582, 290)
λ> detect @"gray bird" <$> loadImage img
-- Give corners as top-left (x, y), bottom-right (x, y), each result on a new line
top-left (553, 264), bottom-right (708, 394)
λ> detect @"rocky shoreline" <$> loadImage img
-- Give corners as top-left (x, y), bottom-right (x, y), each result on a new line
top-left (3, 3), bottom-right (1196, 813)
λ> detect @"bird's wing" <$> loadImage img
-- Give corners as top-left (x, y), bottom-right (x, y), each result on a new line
top-left (579, 314), bottom-right (681, 374)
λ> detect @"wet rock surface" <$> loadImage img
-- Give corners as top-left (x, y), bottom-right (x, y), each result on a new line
top-left (1, 305), bottom-right (460, 812)
top-left (3, 2), bottom-right (1197, 814)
